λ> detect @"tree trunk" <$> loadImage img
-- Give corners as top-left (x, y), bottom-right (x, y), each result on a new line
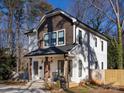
top-left (16, 19), bottom-right (20, 73)
top-left (117, 23), bottom-right (123, 69)
top-left (8, 9), bottom-right (14, 55)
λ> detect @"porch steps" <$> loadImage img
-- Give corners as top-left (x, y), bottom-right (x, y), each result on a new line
top-left (69, 82), bottom-right (79, 88)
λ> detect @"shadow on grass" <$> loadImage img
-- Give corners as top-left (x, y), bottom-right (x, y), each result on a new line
top-left (64, 89), bottom-right (75, 93)
top-left (64, 87), bottom-right (89, 93)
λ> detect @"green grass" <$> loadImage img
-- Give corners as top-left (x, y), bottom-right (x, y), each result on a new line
top-left (65, 87), bottom-right (89, 93)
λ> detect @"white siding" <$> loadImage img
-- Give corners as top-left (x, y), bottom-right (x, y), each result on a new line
top-left (89, 33), bottom-right (107, 69)
top-left (70, 27), bottom-right (89, 83)
top-left (70, 26), bottom-right (107, 83)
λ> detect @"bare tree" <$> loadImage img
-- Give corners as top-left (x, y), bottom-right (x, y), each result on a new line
top-left (70, 0), bottom-right (124, 69)
top-left (89, 0), bottom-right (124, 68)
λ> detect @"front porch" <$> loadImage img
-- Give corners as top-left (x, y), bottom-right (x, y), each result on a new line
top-left (25, 44), bottom-right (89, 87)
top-left (28, 54), bottom-right (73, 83)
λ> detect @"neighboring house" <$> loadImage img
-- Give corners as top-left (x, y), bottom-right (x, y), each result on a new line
top-left (25, 8), bottom-right (108, 83)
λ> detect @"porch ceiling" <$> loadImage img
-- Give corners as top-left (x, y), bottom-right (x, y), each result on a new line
top-left (25, 44), bottom-right (77, 57)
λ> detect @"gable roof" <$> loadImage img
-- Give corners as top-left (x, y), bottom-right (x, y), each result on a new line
top-left (26, 8), bottom-right (108, 41)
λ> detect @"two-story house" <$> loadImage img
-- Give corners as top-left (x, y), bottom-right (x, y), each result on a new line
top-left (25, 8), bottom-right (107, 83)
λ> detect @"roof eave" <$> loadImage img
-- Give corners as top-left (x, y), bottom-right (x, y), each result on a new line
top-left (75, 22), bottom-right (108, 41)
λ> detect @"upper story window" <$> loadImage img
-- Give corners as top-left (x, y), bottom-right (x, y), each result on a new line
top-left (101, 62), bottom-right (104, 69)
top-left (44, 33), bottom-right (49, 46)
top-left (78, 30), bottom-right (82, 44)
top-left (43, 29), bottom-right (65, 47)
top-left (51, 32), bottom-right (57, 46)
top-left (101, 41), bottom-right (104, 51)
top-left (94, 38), bottom-right (97, 47)
top-left (58, 30), bottom-right (64, 45)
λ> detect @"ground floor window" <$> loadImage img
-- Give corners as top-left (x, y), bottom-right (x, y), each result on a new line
top-left (68, 60), bottom-right (72, 77)
top-left (78, 60), bottom-right (82, 77)
top-left (101, 62), bottom-right (104, 69)
top-left (58, 60), bottom-right (64, 76)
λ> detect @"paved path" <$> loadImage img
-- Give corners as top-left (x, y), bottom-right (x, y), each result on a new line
top-left (0, 80), bottom-right (50, 93)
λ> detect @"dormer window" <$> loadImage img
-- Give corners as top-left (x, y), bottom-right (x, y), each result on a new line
top-left (51, 32), bottom-right (57, 46)
top-left (58, 30), bottom-right (64, 45)
top-left (44, 33), bottom-right (49, 46)
top-left (43, 29), bottom-right (65, 47)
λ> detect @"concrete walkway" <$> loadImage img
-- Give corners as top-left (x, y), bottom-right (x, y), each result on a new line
top-left (0, 80), bottom-right (50, 93)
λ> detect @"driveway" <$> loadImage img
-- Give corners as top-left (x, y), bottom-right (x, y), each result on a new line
top-left (0, 80), bottom-right (50, 93)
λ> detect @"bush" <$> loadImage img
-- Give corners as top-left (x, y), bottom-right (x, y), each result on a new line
top-left (0, 49), bottom-right (16, 80)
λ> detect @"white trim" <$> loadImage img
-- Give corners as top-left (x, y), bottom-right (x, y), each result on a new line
top-left (43, 29), bottom-right (66, 48)
top-left (60, 11), bottom-right (77, 22)
top-left (73, 24), bottom-right (76, 43)
top-left (32, 60), bottom-right (34, 81)
top-left (36, 10), bottom-right (77, 31)
top-left (57, 29), bottom-right (66, 46)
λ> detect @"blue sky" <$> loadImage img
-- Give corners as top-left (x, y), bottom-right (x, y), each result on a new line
top-left (47, 0), bottom-right (71, 10)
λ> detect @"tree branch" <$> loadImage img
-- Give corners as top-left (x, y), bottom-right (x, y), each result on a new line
top-left (109, 0), bottom-right (118, 17)
top-left (89, 1), bottom-right (116, 23)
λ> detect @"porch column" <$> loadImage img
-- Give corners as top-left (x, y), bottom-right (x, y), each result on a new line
top-left (28, 58), bottom-right (32, 81)
top-left (64, 55), bottom-right (69, 88)
top-left (44, 57), bottom-right (50, 82)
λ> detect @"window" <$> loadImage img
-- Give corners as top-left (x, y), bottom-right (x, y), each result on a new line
top-left (101, 41), bottom-right (104, 51)
top-left (79, 30), bottom-right (82, 44)
top-left (44, 33), bottom-right (49, 46)
top-left (51, 32), bottom-right (57, 46)
top-left (43, 29), bottom-right (65, 47)
top-left (101, 62), bottom-right (104, 69)
top-left (78, 60), bottom-right (82, 77)
top-left (58, 60), bottom-right (64, 75)
top-left (58, 31), bottom-right (64, 45)
top-left (95, 61), bottom-right (98, 69)
top-left (95, 38), bottom-right (97, 47)
top-left (68, 60), bottom-right (72, 77)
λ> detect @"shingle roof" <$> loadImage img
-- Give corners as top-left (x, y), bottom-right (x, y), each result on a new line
top-left (25, 44), bottom-right (77, 57)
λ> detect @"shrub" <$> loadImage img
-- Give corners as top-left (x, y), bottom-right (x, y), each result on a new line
top-left (0, 48), bottom-right (16, 80)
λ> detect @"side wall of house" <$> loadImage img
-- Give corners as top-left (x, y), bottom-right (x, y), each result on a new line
top-left (70, 26), bottom-right (107, 83)
top-left (89, 33), bottom-right (107, 69)
top-left (70, 27), bottom-right (89, 83)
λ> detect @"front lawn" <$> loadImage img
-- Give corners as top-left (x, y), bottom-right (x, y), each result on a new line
top-left (65, 87), bottom-right (89, 93)
top-left (51, 86), bottom-right (89, 93)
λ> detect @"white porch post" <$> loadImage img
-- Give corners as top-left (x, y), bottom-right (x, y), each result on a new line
top-left (64, 55), bottom-right (69, 88)
top-left (32, 60), bottom-right (34, 81)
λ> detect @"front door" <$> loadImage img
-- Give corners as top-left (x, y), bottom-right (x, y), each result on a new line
top-left (33, 61), bottom-right (39, 80)
top-left (39, 62), bottom-right (44, 79)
